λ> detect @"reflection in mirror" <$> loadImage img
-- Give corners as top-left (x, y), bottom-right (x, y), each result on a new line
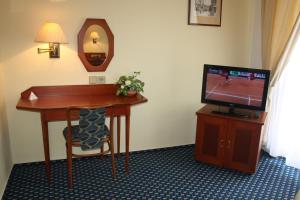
top-left (83, 25), bottom-right (109, 66)
top-left (78, 18), bottom-right (114, 72)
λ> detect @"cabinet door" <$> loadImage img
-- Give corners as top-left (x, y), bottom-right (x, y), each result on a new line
top-left (195, 115), bottom-right (227, 166)
top-left (225, 120), bottom-right (262, 173)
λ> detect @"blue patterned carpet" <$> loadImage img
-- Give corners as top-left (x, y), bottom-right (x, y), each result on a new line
top-left (3, 145), bottom-right (300, 199)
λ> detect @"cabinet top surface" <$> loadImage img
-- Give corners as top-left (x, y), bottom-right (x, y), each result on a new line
top-left (196, 105), bottom-right (267, 125)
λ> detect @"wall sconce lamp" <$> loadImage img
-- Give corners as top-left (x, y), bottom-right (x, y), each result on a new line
top-left (34, 22), bottom-right (67, 58)
top-left (90, 31), bottom-right (100, 44)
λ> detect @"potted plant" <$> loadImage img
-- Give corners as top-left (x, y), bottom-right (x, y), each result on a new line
top-left (116, 72), bottom-right (145, 96)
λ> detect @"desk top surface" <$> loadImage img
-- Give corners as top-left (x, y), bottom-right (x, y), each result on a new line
top-left (16, 84), bottom-right (147, 111)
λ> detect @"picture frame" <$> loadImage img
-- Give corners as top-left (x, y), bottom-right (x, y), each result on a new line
top-left (188, 0), bottom-right (222, 26)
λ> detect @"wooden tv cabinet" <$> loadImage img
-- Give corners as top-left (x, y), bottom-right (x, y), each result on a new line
top-left (195, 105), bottom-right (267, 173)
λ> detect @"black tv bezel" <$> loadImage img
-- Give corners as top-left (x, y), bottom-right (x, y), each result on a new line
top-left (201, 64), bottom-right (271, 111)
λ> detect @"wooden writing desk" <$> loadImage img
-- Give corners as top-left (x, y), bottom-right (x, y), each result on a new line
top-left (16, 84), bottom-right (147, 181)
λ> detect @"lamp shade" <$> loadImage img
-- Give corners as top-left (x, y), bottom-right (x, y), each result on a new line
top-left (90, 31), bottom-right (100, 39)
top-left (35, 22), bottom-right (67, 43)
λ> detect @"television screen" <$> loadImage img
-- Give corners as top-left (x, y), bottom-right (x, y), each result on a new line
top-left (201, 64), bottom-right (270, 111)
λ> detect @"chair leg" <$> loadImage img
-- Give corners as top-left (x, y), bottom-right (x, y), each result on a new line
top-left (67, 143), bottom-right (73, 188)
top-left (100, 146), bottom-right (104, 158)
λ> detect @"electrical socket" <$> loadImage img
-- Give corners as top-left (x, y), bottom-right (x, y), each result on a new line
top-left (89, 76), bottom-right (106, 84)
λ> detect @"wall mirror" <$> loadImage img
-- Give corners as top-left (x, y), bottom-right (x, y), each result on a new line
top-left (78, 18), bottom-right (114, 72)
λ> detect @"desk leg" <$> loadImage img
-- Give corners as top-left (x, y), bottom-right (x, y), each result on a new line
top-left (117, 116), bottom-right (121, 157)
top-left (40, 112), bottom-right (51, 183)
top-left (125, 114), bottom-right (130, 172)
top-left (110, 116), bottom-right (116, 177)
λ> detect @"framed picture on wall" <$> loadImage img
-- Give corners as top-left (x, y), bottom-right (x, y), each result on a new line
top-left (188, 0), bottom-right (222, 26)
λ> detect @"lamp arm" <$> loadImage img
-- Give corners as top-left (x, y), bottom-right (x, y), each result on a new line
top-left (37, 48), bottom-right (54, 54)
top-left (37, 43), bottom-right (60, 58)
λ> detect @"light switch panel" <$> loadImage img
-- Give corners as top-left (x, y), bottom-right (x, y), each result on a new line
top-left (89, 76), bottom-right (106, 84)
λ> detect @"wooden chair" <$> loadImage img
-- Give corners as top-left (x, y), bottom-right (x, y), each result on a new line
top-left (295, 190), bottom-right (300, 200)
top-left (63, 106), bottom-right (116, 188)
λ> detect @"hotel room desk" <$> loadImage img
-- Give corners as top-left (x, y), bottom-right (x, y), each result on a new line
top-left (16, 84), bottom-right (147, 181)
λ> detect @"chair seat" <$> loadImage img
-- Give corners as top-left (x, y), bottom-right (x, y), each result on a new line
top-left (63, 125), bottom-right (109, 151)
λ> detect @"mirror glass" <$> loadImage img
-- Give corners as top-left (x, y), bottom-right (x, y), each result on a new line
top-left (83, 25), bottom-right (108, 66)
top-left (78, 19), bottom-right (114, 72)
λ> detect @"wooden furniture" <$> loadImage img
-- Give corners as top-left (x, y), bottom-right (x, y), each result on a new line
top-left (295, 190), bottom-right (300, 200)
top-left (78, 18), bottom-right (114, 72)
top-left (195, 105), bottom-right (267, 173)
top-left (16, 84), bottom-right (147, 182)
top-left (85, 53), bottom-right (106, 66)
top-left (64, 106), bottom-right (115, 188)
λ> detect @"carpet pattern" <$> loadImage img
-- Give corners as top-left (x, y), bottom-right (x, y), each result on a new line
top-left (3, 145), bottom-right (300, 199)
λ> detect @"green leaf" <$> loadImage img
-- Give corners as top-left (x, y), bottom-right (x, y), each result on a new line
top-left (116, 72), bottom-right (144, 95)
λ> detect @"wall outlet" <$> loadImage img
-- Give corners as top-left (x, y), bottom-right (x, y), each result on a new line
top-left (89, 76), bottom-right (106, 84)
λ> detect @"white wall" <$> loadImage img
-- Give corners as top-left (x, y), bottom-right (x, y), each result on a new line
top-left (249, 0), bottom-right (262, 68)
top-left (1, 0), bottom-right (257, 164)
top-left (0, 1), bottom-right (13, 196)
top-left (0, 66), bottom-right (13, 197)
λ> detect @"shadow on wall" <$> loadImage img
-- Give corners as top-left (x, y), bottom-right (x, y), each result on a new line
top-left (0, 98), bottom-right (12, 165)
top-left (0, 0), bottom-right (35, 63)
top-left (0, 65), bottom-right (12, 196)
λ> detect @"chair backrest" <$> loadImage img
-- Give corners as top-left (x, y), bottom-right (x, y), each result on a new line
top-left (66, 107), bottom-right (108, 150)
top-left (79, 108), bottom-right (107, 137)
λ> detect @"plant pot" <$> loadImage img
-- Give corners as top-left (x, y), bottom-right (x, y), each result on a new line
top-left (126, 91), bottom-right (137, 97)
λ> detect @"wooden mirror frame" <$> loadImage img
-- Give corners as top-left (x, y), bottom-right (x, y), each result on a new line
top-left (78, 18), bottom-right (114, 72)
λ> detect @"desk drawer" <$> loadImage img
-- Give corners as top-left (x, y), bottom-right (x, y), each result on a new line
top-left (43, 105), bottom-right (130, 122)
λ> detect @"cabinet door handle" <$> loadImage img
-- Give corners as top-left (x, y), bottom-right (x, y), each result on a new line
top-left (220, 139), bottom-right (224, 148)
top-left (227, 140), bottom-right (231, 149)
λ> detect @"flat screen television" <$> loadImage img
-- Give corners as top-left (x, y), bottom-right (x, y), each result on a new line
top-left (201, 64), bottom-right (270, 116)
